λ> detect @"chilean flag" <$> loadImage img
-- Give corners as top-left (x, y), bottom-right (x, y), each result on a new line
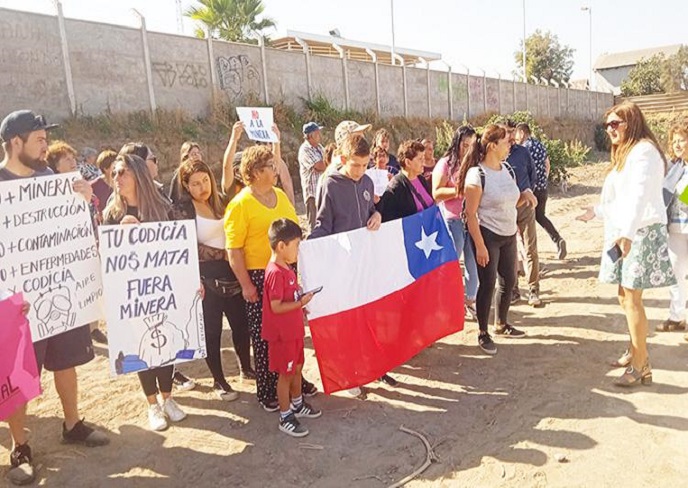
top-left (299, 206), bottom-right (464, 394)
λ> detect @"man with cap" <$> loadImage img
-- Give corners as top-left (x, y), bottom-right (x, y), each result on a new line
top-left (0, 110), bottom-right (109, 486)
top-left (298, 122), bottom-right (325, 231)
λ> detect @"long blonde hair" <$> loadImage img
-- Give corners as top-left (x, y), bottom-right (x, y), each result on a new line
top-left (606, 101), bottom-right (666, 172)
top-left (103, 154), bottom-right (170, 223)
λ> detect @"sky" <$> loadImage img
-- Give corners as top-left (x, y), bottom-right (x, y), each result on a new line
top-left (1, 0), bottom-right (685, 83)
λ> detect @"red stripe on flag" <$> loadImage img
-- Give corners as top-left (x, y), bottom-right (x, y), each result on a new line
top-left (308, 261), bottom-right (464, 394)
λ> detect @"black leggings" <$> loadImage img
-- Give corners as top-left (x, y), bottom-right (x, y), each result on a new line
top-left (138, 365), bottom-right (174, 397)
top-left (533, 188), bottom-right (562, 244)
top-left (203, 287), bottom-right (252, 383)
top-left (200, 260), bottom-right (252, 384)
top-left (475, 226), bottom-right (518, 332)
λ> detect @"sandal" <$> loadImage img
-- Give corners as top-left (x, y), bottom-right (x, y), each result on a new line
top-left (610, 348), bottom-right (632, 368)
top-left (613, 361), bottom-right (652, 387)
top-left (655, 319), bottom-right (686, 332)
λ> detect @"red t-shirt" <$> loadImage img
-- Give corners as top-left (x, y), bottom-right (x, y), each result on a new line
top-left (261, 262), bottom-right (305, 342)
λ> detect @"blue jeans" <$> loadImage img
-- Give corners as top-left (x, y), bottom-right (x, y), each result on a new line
top-left (445, 218), bottom-right (479, 301)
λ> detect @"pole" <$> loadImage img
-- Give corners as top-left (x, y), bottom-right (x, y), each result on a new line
top-left (54, 0), bottom-right (76, 116)
top-left (390, 0), bottom-right (396, 66)
top-left (522, 0), bottom-right (527, 82)
top-left (589, 8), bottom-right (593, 90)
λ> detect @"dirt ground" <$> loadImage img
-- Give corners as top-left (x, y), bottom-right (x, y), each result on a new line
top-left (3, 163), bottom-right (688, 488)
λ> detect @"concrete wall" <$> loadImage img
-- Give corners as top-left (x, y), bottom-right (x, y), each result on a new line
top-left (0, 6), bottom-right (614, 126)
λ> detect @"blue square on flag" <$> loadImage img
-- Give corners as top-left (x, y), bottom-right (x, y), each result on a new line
top-left (402, 207), bottom-right (457, 280)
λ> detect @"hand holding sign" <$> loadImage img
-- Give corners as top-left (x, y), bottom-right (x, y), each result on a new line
top-left (236, 107), bottom-right (279, 143)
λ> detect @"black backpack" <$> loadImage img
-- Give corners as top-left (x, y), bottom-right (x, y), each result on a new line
top-left (460, 162), bottom-right (517, 225)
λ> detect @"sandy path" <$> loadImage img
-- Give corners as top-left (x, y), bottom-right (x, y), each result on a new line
top-left (3, 163), bottom-right (688, 488)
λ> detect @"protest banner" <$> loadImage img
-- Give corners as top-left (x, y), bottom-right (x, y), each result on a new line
top-left (0, 292), bottom-right (41, 421)
top-left (236, 107), bottom-right (279, 143)
top-left (0, 172), bottom-right (103, 342)
top-left (98, 220), bottom-right (206, 376)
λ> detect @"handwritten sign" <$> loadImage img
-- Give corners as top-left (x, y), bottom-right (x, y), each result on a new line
top-left (98, 220), bottom-right (206, 376)
top-left (0, 172), bottom-right (104, 342)
top-left (365, 168), bottom-right (391, 197)
top-left (236, 107), bottom-right (279, 143)
top-left (0, 293), bottom-right (41, 421)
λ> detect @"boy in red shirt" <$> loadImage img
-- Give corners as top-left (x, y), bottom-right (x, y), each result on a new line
top-left (263, 218), bottom-right (322, 437)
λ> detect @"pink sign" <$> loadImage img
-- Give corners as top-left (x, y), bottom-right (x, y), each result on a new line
top-left (0, 293), bottom-right (41, 421)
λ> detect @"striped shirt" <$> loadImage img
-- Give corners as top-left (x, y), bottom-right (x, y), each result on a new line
top-left (298, 141), bottom-right (325, 201)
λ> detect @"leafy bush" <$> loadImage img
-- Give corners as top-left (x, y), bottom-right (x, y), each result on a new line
top-left (565, 139), bottom-right (591, 166)
top-left (434, 120), bottom-right (456, 159)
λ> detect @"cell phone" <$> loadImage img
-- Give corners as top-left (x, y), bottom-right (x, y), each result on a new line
top-left (297, 286), bottom-right (323, 300)
top-left (607, 244), bottom-right (623, 264)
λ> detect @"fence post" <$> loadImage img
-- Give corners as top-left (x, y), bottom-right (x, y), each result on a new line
top-left (512, 76), bottom-right (517, 112)
top-left (443, 62), bottom-right (453, 120)
top-left (333, 43), bottom-right (350, 111)
top-left (420, 57), bottom-right (431, 118)
top-left (295, 37), bottom-right (312, 101)
top-left (206, 34), bottom-right (218, 103)
top-left (480, 69), bottom-right (487, 115)
top-left (54, 0), bottom-right (76, 116)
top-left (366, 49), bottom-right (381, 116)
top-left (258, 37), bottom-right (270, 104)
top-left (132, 9), bottom-right (156, 114)
top-left (497, 74), bottom-right (502, 114)
top-left (393, 54), bottom-right (407, 117)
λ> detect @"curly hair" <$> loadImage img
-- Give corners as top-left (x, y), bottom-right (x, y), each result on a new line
top-left (46, 140), bottom-right (77, 172)
top-left (668, 119), bottom-right (688, 160)
top-left (240, 145), bottom-right (274, 185)
top-left (397, 140), bottom-right (425, 169)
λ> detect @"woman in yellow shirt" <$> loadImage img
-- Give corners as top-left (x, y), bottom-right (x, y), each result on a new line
top-left (225, 145), bottom-right (315, 411)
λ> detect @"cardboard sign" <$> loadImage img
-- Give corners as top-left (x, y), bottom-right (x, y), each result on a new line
top-left (0, 292), bottom-right (41, 421)
top-left (236, 107), bottom-right (279, 143)
top-left (0, 172), bottom-right (103, 342)
top-left (98, 220), bottom-right (206, 376)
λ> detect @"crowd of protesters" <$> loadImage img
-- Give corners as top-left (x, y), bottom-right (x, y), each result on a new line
top-left (2, 101), bottom-right (688, 485)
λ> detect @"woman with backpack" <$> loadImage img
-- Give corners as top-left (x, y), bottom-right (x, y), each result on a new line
top-left (458, 124), bottom-right (526, 355)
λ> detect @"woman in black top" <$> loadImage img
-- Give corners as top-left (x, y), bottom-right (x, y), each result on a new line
top-left (170, 159), bottom-right (254, 400)
top-left (378, 140), bottom-right (435, 222)
top-left (103, 154), bottom-right (188, 431)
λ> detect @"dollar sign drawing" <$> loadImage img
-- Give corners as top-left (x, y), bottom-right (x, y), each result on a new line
top-left (150, 325), bottom-right (167, 351)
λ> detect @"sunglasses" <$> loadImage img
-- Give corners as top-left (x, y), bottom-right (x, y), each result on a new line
top-left (605, 120), bottom-right (626, 131)
top-left (147, 155), bottom-right (158, 165)
top-left (111, 168), bottom-right (128, 178)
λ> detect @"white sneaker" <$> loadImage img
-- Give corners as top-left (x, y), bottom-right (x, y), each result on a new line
top-left (163, 398), bottom-right (187, 422)
top-left (148, 404), bottom-right (168, 431)
top-left (343, 387), bottom-right (362, 397)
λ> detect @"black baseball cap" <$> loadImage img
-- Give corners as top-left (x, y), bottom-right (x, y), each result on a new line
top-left (0, 110), bottom-right (58, 143)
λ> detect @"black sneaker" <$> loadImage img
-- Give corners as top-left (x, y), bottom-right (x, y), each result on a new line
top-left (90, 328), bottom-right (108, 344)
top-left (8, 443), bottom-right (35, 486)
top-left (464, 303), bottom-right (478, 321)
top-left (213, 381), bottom-right (239, 401)
top-left (378, 374), bottom-right (399, 387)
top-left (494, 324), bottom-right (526, 337)
top-left (240, 368), bottom-right (256, 381)
top-left (293, 401), bottom-right (322, 419)
top-left (557, 239), bottom-right (567, 260)
top-left (510, 289), bottom-right (521, 305)
top-left (302, 379), bottom-right (318, 397)
top-left (478, 333), bottom-right (497, 355)
top-left (278, 412), bottom-right (309, 437)
top-left (172, 371), bottom-right (196, 391)
top-left (62, 419), bottom-right (110, 447)
top-left (261, 399), bottom-right (279, 412)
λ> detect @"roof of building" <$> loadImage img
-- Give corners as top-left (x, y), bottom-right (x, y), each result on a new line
top-left (270, 30), bottom-right (441, 66)
top-left (594, 44), bottom-right (683, 71)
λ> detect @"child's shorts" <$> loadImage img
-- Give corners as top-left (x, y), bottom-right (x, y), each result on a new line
top-left (268, 338), bottom-right (304, 375)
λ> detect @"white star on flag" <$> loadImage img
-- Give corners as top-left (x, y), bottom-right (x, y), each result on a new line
top-left (415, 227), bottom-right (443, 259)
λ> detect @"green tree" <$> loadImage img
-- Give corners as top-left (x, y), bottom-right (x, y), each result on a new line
top-left (186, 0), bottom-right (276, 43)
top-left (620, 54), bottom-right (665, 96)
top-left (514, 29), bottom-right (575, 83)
top-left (662, 46), bottom-right (688, 92)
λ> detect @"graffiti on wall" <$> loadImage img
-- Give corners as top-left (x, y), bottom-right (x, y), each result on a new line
top-left (152, 62), bottom-right (209, 89)
top-left (216, 55), bottom-right (261, 101)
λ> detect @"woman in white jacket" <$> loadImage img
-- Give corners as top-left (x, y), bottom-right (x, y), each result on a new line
top-left (658, 121), bottom-right (688, 336)
top-left (578, 102), bottom-right (675, 387)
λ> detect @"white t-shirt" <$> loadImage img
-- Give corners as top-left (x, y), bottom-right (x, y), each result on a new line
top-left (196, 215), bottom-right (226, 249)
top-left (465, 163), bottom-right (520, 236)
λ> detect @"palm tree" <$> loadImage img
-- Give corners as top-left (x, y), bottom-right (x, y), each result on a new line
top-left (186, 0), bottom-right (276, 44)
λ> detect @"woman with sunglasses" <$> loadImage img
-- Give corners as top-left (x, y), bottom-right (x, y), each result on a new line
top-left (577, 102), bottom-right (675, 386)
top-left (225, 145), bottom-right (316, 411)
top-left (432, 126), bottom-right (480, 320)
top-left (103, 154), bottom-right (188, 430)
top-left (170, 159), bottom-right (254, 401)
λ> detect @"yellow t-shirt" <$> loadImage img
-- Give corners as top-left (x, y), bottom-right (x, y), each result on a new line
top-left (224, 187), bottom-right (298, 270)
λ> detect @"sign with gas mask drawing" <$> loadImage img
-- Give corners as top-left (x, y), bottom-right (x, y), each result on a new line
top-left (98, 220), bottom-right (206, 375)
top-left (0, 172), bottom-right (104, 342)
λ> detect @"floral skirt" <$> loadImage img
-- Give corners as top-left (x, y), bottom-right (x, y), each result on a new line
top-left (599, 223), bottom-right (676, 290)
